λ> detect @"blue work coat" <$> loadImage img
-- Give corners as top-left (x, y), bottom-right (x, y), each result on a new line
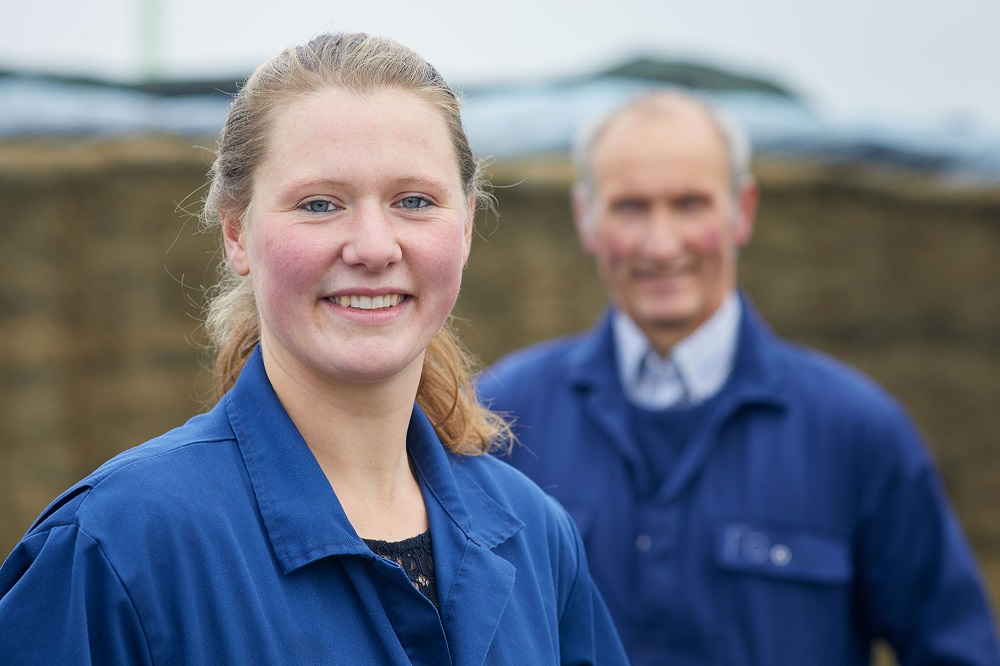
top-left (0, 347), bottom-right (628, 665)
top-left (478, 296), bottom-right (1000, 665)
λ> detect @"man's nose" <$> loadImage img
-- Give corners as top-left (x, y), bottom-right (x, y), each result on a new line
top-left (641, 206), bottom-right (683, 259)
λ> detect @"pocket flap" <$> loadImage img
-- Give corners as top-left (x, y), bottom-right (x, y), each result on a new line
top-left (714, 522), bottom-right (852, 584)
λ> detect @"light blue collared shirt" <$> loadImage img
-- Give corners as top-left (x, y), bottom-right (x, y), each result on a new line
top-left (613, 292), bottom-right (741, 409)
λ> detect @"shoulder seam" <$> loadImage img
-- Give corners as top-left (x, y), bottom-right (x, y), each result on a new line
top-left (75, 524), bottom-right (156, 664)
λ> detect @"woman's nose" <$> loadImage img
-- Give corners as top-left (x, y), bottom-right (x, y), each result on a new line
top-left (341, 204), bottom-right (403, 270)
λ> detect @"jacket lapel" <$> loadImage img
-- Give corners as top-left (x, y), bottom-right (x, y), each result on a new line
top-left (226, 348), bottom-right (369, 573)
top-left (408, 407), bottom-right (522, 665)
top-left (568, 311), bottom-right (654, 491)
top-left (567, 300), bottom-right (789, 503)
top-left (655, 294), bottom-right (788, 503)
top-left (230, 350), bottom-right (528, 664)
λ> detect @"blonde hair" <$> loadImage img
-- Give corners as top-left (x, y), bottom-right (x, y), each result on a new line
top-left (201, 32), bottom-right (509, 455)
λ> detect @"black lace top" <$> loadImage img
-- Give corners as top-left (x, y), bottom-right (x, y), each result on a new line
top-left (363, 530), bottom-right (438, 608)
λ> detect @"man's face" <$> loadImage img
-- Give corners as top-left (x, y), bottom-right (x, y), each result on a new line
top-left (576, 104), bottom-right (755, 354)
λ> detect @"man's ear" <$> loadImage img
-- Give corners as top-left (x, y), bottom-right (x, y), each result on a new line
top-left (571, 182), bottom-right (598, 255)
top-left (733, 178), bottom-right (759, 248)
top-left (222, 213), bottom-right (250, 276)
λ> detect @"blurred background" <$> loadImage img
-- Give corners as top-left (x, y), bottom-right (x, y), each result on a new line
top-left (2, 0), bottom-right (998, 652)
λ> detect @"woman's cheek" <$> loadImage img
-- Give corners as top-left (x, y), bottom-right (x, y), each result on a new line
top-left (420, 231), bottom-right (469, 286)
top-left (252, 234), bottom-right (325, 310)
top-left (263, 231), bottom-right (327, 280)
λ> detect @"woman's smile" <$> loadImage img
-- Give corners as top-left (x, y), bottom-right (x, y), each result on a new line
top-left (224, 86), bottom-right (474, 390)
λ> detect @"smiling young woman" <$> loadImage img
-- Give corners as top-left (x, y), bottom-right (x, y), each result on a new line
top-left (0, 33), bottom-right (628, 665)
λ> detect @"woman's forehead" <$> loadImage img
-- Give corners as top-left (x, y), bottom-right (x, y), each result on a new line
top-left (258, 87), bottom-right (461, 184)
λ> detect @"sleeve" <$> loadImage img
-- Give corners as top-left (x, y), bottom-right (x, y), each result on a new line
top-left (855, 408), bottom-right (1000, 665)
top-left (553, 502), bottom-right (630, 666)
top-left (0, 524), bottom-right (152, 665)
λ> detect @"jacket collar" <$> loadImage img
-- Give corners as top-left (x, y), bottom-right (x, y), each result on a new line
top-left (407, 411), bottom-right (524, 551)
top-left (563, 292), bottom-right (787, 498)
top-left (225, 346), bottom-right (522, 574)
top-left (568, 290), bottom-right (787, 409)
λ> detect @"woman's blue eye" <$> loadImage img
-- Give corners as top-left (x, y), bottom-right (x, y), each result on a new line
top-left (304, 200), bottom-right (333, 213)
top-left (398, 196), bottom-right (429, 209)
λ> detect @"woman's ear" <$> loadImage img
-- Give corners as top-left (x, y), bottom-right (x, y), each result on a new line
top-left (222, 214), bottom-right (251, 276)
top-left (462, 194), bottom-right (476, 265)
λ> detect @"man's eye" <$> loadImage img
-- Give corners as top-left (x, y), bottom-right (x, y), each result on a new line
top-left (612, 200), bottom-right (647, 214)
top-left (303, 200), bottom-right (334, 213)
top-left (398, 196), bottom-right (430, 209)
top-left (676, 196), bottom-right (709, 211)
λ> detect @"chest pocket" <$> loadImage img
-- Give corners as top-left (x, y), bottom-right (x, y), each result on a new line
top-left (713, 521), bottom-right (853, 585)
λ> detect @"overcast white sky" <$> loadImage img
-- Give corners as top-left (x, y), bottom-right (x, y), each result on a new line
top-left (2, 0), bottom-right (999, 129)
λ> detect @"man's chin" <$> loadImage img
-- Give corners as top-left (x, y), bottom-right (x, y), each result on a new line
top-left (636, 301), bottom-right (698, 329)
top-left (646, 314), bottom-right (694, 332)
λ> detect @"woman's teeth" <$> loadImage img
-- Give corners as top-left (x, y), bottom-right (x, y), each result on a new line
top-left (332, 294), bottom-right (403, 310)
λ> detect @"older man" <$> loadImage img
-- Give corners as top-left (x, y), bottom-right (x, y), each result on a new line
top-left (478, 91), bottom-right (999, 664)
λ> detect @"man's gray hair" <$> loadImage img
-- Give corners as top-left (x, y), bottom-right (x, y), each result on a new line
top-left (572, 90), bottom-right (753, 203)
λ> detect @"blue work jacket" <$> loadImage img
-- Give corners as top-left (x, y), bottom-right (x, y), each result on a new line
top-left (0, 347), bottom-right (627, 665)
top-left (478, 296), bottom-right (1000, 665)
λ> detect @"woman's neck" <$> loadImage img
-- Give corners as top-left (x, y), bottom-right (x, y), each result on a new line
top-left (262, 348), bottom-right (429, 541)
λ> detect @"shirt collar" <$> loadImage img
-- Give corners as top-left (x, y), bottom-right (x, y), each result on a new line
top-left (613, 291), bottom-right (742, 407)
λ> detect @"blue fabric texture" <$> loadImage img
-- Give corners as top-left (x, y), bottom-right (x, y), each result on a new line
top-left (0, 347), bottom-right (628, 665)
top-left (477, 294), bottom-right (1000, 665)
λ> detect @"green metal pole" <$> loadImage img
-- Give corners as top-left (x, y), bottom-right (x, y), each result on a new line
top-left (139, 0), bottom-right (162, 82)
